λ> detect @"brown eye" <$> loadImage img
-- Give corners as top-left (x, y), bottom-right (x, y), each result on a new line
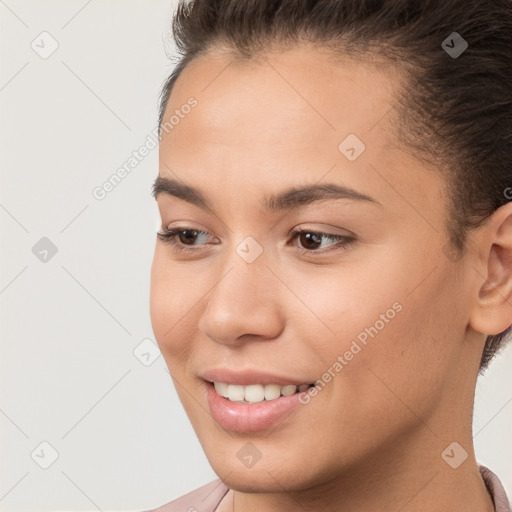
top-left (156, 227), bottom-right (217, 251)
top-left (298, 232), bottom-right (323, 250)
top-left (177, 229), bottom-right (200, 245)
top-left (290, 229), bottom-right (355, 254)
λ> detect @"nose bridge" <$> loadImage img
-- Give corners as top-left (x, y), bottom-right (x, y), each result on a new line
top-left (214, 232), bottom-right (271, 301)
top-left (198, 241), bottom-right (284, 344)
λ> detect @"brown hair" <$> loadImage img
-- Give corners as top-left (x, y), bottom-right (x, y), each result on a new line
top-left (158, 0), bottom-right (512, 372)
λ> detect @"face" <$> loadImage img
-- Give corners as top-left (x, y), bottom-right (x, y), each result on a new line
top-left (150, 44), bottom-right (481, 493)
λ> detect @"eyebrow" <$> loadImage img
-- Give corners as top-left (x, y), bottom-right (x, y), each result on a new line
top-left (152, 176), bottom-right (381, 212)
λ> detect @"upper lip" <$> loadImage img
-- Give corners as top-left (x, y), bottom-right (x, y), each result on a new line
top-left (200, 368), bottom-right (314, 387)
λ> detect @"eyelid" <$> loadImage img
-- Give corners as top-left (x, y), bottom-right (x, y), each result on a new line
top-left (293, 223), bottom-right (356, 238)
top-left (161, 221), bottom-right (216, 238)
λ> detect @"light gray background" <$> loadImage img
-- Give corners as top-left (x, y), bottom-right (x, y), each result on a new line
top-left (0, 1), bottom-right (510, 511)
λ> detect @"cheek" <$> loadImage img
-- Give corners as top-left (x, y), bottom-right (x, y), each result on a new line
top-left (284, 261), bottom-right (406, 367)
top-left (331, 271), bottom-right (462, 431)
top-left (297, 249), bottom-right (461, 416)
top-left (149, 251), bottom-right (202, 362)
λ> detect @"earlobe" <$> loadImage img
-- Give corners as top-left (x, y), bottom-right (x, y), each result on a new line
top-left (469, 203), bottom-right (512, 336)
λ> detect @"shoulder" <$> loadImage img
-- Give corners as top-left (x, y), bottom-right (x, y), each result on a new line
top-left (480, 465), bottom-right (512, 512)
top-left (140, 479), bottom-right (229, 512)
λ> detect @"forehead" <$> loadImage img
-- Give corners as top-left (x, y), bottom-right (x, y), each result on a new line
top-left (158, 44), bottom-right (447, 228)
top-left (161, 46), bottom-right (399, 174)
top-left (164, 44), bottom-right (400, 148)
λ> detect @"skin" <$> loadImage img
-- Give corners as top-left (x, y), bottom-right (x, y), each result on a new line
top-left (150, 43), bottom-right (512, 512)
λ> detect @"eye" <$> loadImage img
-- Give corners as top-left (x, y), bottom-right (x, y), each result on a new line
top-left (289, 229), bottom-right (355, 254)
top-left (156, 226), bottom-right (355, 255)
top-left (156, 226), bottom-right (218, 252)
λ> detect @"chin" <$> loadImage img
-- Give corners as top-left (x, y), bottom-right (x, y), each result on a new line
top-left (201, 438), bottom-right (334, 493)
top-left (210, 462), bottom-right (314, 493)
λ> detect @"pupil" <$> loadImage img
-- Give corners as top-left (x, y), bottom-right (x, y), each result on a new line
top-left (180, 229), bottom-right (197, 244)
top-left (301, 232), bottom-right (321, 250)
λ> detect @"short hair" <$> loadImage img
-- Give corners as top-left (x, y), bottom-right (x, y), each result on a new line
top-left (158, 0), bottom-right (512, 372)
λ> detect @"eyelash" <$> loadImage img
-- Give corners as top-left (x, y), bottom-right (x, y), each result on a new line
top-left (156, 226), bottom-right (355, 255)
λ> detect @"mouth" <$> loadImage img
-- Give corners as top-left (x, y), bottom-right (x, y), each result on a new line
top-left (202, 378), bottom-right (317, 432)
top-left (199, 368), bottom-right (319, 431)
top-left (209, 381), bottom-right (316, 404)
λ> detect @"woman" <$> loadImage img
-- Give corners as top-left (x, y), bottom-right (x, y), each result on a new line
top-left (147, 0), bottom-right (512, 510)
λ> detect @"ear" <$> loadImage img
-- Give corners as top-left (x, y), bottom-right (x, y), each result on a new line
top-left (469, 201), bottom-right (512, 336)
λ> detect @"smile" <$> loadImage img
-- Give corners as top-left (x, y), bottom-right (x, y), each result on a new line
top-left (212, 382), bottom-right (315, 403)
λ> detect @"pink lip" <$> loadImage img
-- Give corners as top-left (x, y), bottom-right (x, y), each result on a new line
top-left (203, 380), bottom-right (307, 432)
top-left (200, 368), bottom-right (313, 386)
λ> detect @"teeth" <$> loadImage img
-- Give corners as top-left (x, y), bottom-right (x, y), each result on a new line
top-left (281, 384), bottom-right (297, 396)
top-left (213, 382), bottom-right (311, 403)
top-left (227, 384), bottom-right (244, 401)
top-left (244, 384), bottom-right (265, 403)
top-left (264, 384), bottom-right (281, 400)
top-left (214, 382), bottom-right (229, 398)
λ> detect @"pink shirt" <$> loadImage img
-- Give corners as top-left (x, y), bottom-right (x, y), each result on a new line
top-left (143, 465), bottom-right (511, 512)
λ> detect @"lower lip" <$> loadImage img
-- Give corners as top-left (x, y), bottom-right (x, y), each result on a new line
top-left (204, 381), bottom-right (307, 432)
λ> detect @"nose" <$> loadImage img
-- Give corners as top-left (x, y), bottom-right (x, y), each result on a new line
top-left (197, 255), bottom-right (285, 346)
